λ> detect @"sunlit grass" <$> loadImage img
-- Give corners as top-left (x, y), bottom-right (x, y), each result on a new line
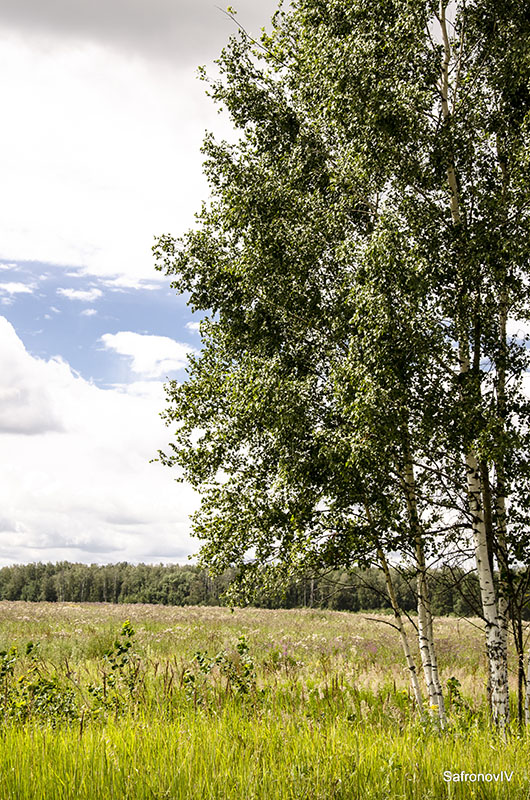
top-left (0, 601), bottom-right (491, 693)
top-left (0, 602), bottom-right (527, 798)
top-left (1, 711), bottom-right (529, 799)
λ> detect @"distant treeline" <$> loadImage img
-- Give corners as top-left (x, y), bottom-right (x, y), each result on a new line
top-left (0, 561), bottom-right (505, 617)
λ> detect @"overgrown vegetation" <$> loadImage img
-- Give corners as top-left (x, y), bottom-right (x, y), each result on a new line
top-left (0, 602), bottom-right (528, 798)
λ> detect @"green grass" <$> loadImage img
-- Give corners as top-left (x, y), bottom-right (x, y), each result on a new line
top-left (2, 711), bottom-right (530, 799)
top-left (0, 602), bottom-right (528, 799)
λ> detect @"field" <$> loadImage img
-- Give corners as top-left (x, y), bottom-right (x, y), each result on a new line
top-left (0, 601), bottom-right (528, 799)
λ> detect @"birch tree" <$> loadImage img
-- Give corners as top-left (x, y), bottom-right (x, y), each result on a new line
top-left (154, 0), bottom-right (530, 729)
top-left (268, 0), bottom-right (530, 730)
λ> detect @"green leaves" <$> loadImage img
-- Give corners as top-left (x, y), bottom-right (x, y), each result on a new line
top-left (154, 0), bottom-right (530, 597)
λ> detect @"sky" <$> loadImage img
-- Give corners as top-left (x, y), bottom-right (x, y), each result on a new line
top-left (0, 0), bottom-right (279, 566)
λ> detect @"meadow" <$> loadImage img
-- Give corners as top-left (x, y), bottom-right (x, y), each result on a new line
top-left (0, 601), bottom-right (528, 799)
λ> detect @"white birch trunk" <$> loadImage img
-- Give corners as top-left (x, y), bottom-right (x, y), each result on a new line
top-left (376, 545), bottom-right (425, 715)
top-left (466, 446), bottom-right (509, 730)
top-left (416, 569), bottom-right (436, 708)
top-left (424, 581), bottom-right (446, 724)
top-left (439, 1), bottom-right (509, 730)
top-left (496, 493), bottom-right (510, 722)
top-left (460, 331), bottom-right (508, 728)
top-left (495, 290), bottom-right (511, 716)
top-left (400, 436), bottom-right (446, 725)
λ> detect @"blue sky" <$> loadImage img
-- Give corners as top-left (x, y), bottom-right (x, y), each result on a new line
top-left (0, 258), bottom-right (197, 387)
top-left (0, 0), bottom-right (278, 566)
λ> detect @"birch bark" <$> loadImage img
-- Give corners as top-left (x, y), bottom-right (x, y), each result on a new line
top-left (400, 429), bottom-right (447, 725)
top-left (376, 545), bottom-right (425, 715)
top-left (495, 289), bottom-right (511, 719)
top-left (363, 502), bottom-right (425, 713)
top-left (525, 655), bottom-right (530, 727)
top-left (439, 0), bottom-right (509, 730)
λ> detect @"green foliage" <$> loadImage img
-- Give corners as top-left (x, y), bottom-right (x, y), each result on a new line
top-left (0, 645), bottom-right (17, 680)
top-left (183, 635), bottom-right (256, 705)
top-left (88, 621), bottom-right (142, 715)
top-left (0, 621), bottom-right (143, 725)
top-left (153, 0), bottom-right (530, 621)
top-left (0, 560), bottom-right (497, 616)
top-left (104, 620), bottom-right (135, 671)
top-left (0, 643), bottom-right (77, 724)
top-left (0, 561), bottom-right (232, 606)
top-left (0, 605), bottom-right (526, 798)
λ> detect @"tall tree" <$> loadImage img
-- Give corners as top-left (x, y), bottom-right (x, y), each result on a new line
top-left (154, 0), bottom-right (530, 728)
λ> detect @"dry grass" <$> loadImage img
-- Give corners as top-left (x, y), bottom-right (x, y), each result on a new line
top-left (0, 601), bottom-right (492, 698)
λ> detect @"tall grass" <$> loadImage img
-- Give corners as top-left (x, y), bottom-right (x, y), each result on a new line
top-left (0, 602), bottom-right (527, 799)
top-left (1, 711), bottom-right (529, 799)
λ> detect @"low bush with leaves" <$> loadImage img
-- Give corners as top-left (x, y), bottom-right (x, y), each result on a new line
top-left (0, 642), bottom-right (77, 724)
top-left (183, 635), bottom-right (256, 706)
top-left (0, 621), bottom-right (145, 725)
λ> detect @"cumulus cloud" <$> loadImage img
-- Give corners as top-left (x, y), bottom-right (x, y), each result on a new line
top-left (0, 281), bottom-right (36, 304)
top-left (0, 38), bottom-right (217, 286)
top-left (57, 287), bottom-right (103, 302)
top-left (80, 308), bottom-right (98, 317)
top-left (0, 316), bottom-right (197, 563)
top-left (0, 0), bottom-right (279, 288)
top-left (0, 281), bottom-right (35, 295)
top-left (101, 331), bottom-right (194, 377)
top-left (0, 317), bottom-right (65, 434)
top-left (111, 381), bottom-right (168, 400)
top-left (185, 321), bottom-right (201, 333)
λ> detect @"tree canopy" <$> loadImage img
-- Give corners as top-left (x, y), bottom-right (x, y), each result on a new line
top-left (154, 0), bottom-right (530, 728)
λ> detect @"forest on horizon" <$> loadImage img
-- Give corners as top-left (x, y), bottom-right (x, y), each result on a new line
top-left (0, 560), bottom-right (516, 618)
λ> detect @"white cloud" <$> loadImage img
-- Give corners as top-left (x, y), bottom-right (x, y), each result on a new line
top-left (101, 331), bottom-right (194, 378)
top-left (0, 36), bottom-right (231, 288)
top-left (185, 321), bottom-right (201, 333)
top-left (0, 316), bottom-right (197, 563)
top-left (0, 318), bottom-right (64, 434)
top-left (57, 287), bottom-right (103, 302)
top-left (506, 318), bottom-right (530, 340)
top-left (104, 277), bottom-right (161, 291)
top-left (100, 276), bottom-right (163, 291)
top-left (0, 0), bottom-right (279, 288)
top-left (81, 308), bottom-right (98, 317)
top-left (0, 281), bottom-right (35, 295)
top-left (110, 381), bottom-right (167, 401)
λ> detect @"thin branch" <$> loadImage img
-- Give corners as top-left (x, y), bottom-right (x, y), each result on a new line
top-left (362, 615), bottom-right (401, 633)
top-left (214, 6), bottom-right (289, 68)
